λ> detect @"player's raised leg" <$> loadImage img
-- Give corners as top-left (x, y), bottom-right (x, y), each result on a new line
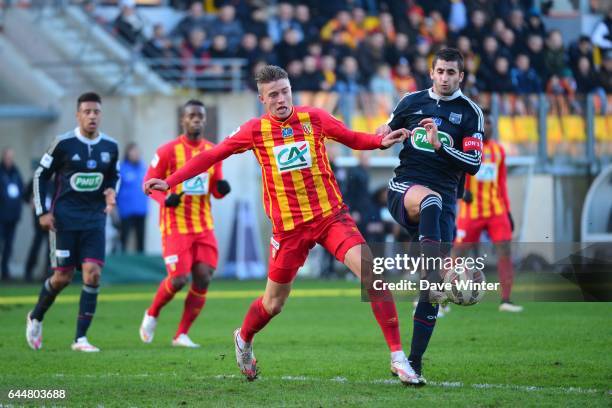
top-left (27, 266), bottom-right (74, 350)
top-left (235, 278), bottom-right (292, 381)
top-left (172, 262), bottom-right (213, 348)
top-left (403, 185), bottom-right (447, 384)
top-left (71, 261), bottom-right (102, 352)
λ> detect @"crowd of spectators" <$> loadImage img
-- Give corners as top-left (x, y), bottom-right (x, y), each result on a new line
top-left (88, 1), bottom-right (612, 104)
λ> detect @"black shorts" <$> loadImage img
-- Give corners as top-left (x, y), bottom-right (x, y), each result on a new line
top-left (50, 229), bottom-right (106, 270)
top-left (387, 179), bottom-right (457, 243)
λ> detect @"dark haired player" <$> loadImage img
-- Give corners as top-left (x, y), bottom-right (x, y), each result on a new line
top-left (379, 48), bottom-right (484, 384)
top-left (139, 100), bottom-right (231, 348)
top-left (26, 92), bottom-right (120, 352)
top-left (145, 65), bottom-right (420, 385)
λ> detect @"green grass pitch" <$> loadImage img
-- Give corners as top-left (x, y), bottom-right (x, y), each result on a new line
top-left (1, 280), bottom-right (610, 407)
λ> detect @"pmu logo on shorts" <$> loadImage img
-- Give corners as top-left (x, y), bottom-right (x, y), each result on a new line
top-left (410, 127), bottom-right (453, 153)
top-left (273, 142), bottom-right (312, 173)
top-left (70, 172), bottom-right (104, 192)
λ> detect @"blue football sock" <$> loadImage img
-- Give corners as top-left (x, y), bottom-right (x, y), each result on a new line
top-left (31, 278), bottom-right (59, 321)
top-left (75, 284), bottom-right (99, 340)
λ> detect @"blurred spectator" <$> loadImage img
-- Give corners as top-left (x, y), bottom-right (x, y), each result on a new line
top-left (117, 143), bottom-right (147, 254)
top-left (336, 56), bottom-right (363, 124)
top-left (405, 5), bottom-right (426, 45)
top-left (574, 56), bottom-right (601, 94)
top-left (343, 152), bottom-right (373, 240)
top-left (237, 33), bottom-right (261, 72)
top-left (460, 9), bottom-right (488, 52)
top-left (495, 0), bottom-right (531, 17)
top-left (569, 35), bottom-right (594, 74)
top-left (369, 64), bottom-right (397, 113)
top-left (378, 12), bottom-right (397, 43)
top-left (525, 11), bottom-right (546, 37)
top-left (448, 0), bottom-right (468, 35)
top-left (301, 55), bottom-right (326, 91)
top-left (392, 60), bottom-right (418, 94)
top-left (412, 56), bottom-right (432, 89)
top-left (268, 2), bottom-right (302, 44)
top-left (296, 4), bottom-right (320, 44)
top-left (83, 0), bottom-right (109, 27)
top-left (465, 0), bottom-right (495, 18)
top-left (142, 23), bottom-right (181, 82)
top-left (477, 36), bottom-right (501, 88)
top-left (307, 42), bottom-right (324, 67)
top-left (171, 2), bottom-right (212, 41)
top-left (321, 55), bottom-right (338, 91)
top-left (544, 30), bottom-right (568, 80)
top-left (591, 8), bottom-right (612, 51)
top-left (0, 148), bottom-right (23, 281)
top-left (456, 35), bottom-right (479, 73)
top-left (499, 29), bottom-right (520, 58)
top-left (356, 31), bottom-right (387, 83)
top-left (210, 34), bottom-right (233, 59)
top-left (324, 30), bottom-right (354, 62)
top-left (258, 36), bottom-right (279, 66)
top-left (352, 7), bottom-right (379, 38)
top-left (599, 51), bottom-right (612, 92)
top-left (113, 0), bottom-right (146, 46)
top-left (277, 28), bottom-right (306, 68)
top-left (508, 8), bottom-right (526, 45)
top-left (511, 53), bottom-right (542, 94)
top-left (320, 10), bottom-right (361, 49)
top-left (420, 10), bottom-right (448, 44)
top-left (385, 33), bottom-right (411, 67)
top-left (546, 70), bottom-right (577, 115)
top-left (486, 56), bottom-right (514, 93)
top-left (287, 59), bottom-right (307, 92)
top-left (246, 7), bottom-right (268, 38)
top-left (180, 28), bottom-right (210, 76)
top-left (491, 17), bottom-right (507, 39)
top-left (209, 5), bottom-right (244, 50)
top-left (526, 34), bottom-right (548, 78)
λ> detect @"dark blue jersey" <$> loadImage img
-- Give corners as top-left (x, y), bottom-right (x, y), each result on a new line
top-left (387, 88), bottom-right (484, 201)
top-left (34, 128), bottom-right (120, 231)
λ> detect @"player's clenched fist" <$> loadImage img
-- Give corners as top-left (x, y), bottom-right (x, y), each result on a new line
top-left (381, 128), bottom-right (410, 148)
top-left (419, 118), bottom-right (441, 150)
top-left (144, 178), bottom-right (169, 195)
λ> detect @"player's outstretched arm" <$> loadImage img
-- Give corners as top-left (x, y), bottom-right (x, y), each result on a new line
top-left (319, 109), bottom-right (406, 150)
top-left (420, 117), bottom-right (482, 175)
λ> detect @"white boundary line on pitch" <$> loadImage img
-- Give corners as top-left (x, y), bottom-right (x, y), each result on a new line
top-left (49, 373), bottom-right (610, 396)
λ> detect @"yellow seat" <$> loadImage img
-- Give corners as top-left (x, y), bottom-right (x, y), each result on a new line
top-left (594, 116), bottom-right (607, 142)
top-left (561, 115), bottom-right (586, 142)
top-left (498, 116), bottom-right (515, 143)
top-left (546, 115), bottom-right (563, 144)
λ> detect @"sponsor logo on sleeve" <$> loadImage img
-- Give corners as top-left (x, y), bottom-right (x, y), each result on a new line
top-left (40, 153), bottom-right (54, 168)
top-left (463, 137), bottom-right (483, 151)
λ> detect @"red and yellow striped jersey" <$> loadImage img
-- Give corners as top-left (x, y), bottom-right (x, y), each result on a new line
top-left (458, 139), bottom-right (511, 220)
top-left (165, 106), bottom-right (384, 233)
top-left (146, 135), bottom-right (224, 236)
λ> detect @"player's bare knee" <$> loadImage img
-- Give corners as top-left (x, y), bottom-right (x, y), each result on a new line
top-left (192, 266), bottom-right (212, 290)
top-left (82, 265), bottom-right (101, 286)
top-left (263, 297), bottom-right (286, 316)
top-left (51, 269), bottom-right (74, 289)
top-left (171, 275), bottom-right (189, 290)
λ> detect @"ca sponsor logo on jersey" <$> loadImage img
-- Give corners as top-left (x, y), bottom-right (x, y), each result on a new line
top-left (410, 127), bottom-right (453, 153)
top-left (273, 142), bottom-right (312, 173)
top-left (182, 173), bottom-right (210, 195)
top-left (101, 152), bottom-right (110, 163)
top-left (70, 172), bottom-right (104, 192)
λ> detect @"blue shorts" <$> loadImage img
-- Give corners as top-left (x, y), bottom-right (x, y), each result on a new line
top-left (387, 179), bottom-right (457, 243)
top-left (50, 229), bottom-right (106, 270)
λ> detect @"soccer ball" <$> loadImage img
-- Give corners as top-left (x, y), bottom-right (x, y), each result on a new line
top-left (443, 267), bottom-right (487, 306)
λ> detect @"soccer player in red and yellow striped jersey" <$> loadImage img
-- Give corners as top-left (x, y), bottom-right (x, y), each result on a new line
top-left (455, 113), bottom-right (523, 312)
top-left (145, 66), bottom-right (420, 384)
top-left (139, 100), bottom-right (232, 348)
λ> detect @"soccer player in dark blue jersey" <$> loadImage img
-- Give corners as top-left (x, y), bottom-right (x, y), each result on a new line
top-left (379, 48), bottom-right (484, 384)
top-left (26, 92), bottom-right (120, 352)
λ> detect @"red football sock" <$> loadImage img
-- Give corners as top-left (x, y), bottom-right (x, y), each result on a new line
top-left (498, 255), bottom-right (514, 301)
top-left (240, 297), bottom-right (272, 343)
top-left (148, 277), bottom-right (178, 318)
top-left (368, 289), bottom-right (402, 352)
top-left (175, 286), bottom-right (207, 338)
